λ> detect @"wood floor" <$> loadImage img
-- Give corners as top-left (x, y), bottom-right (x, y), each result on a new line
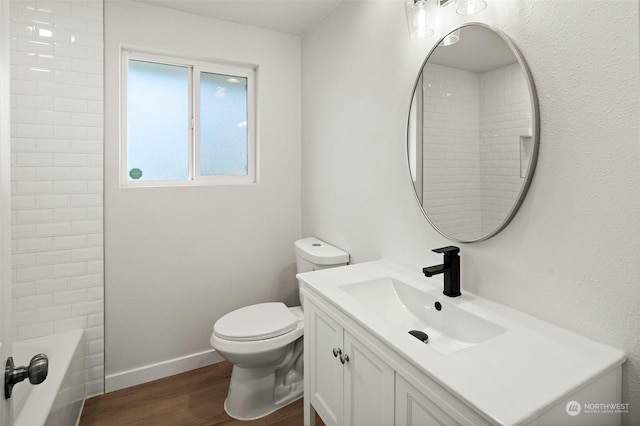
top-left (80, 361), bottom-right (323, 426)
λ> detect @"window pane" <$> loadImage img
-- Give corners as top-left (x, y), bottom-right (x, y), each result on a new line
top-left (199, 72), bottom-right (248, 176)
top-left (127, 60), bottom-right (189, 181)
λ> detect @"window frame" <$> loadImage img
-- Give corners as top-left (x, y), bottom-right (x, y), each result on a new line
top-left (120, 50), bottom-right (257, 187)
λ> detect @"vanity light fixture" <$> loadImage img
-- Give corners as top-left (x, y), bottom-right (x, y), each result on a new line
top-left (455, 0), bottom-right (487, 15)
top-left (406, 0), bottom-right (487, 39)
top-left (405, 0), bottom-right (435, 39)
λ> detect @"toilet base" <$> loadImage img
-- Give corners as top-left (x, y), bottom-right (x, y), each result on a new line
top-left (223, 364), bottom-right (303, 421)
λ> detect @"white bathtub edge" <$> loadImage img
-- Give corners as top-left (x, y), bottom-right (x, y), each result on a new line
top-left (13, 329), bottom-right (84, 426)
top-left (105, 348), bottom-right (225, 392)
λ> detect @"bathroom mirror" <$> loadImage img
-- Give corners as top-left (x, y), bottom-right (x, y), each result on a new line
top-left (407, 23), bottom-right (539, 243)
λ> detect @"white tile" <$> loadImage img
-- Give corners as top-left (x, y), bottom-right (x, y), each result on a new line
top-left (37, 81), bottom-right (72, 98)
top-left (11, 138), bottom-right (36, 152)
top-left (14, 310), bottom-right (38, 326)
top-left (52, 261), bottom-right (86, 278)
top-left (11, 166), bottom-right (36, 180)
top-left (15, 209), bottom-right (52, 224)
top-left (71, 166), bottom-right (102, 180)
top-left (53, 41), bottom-right (89, 59)
top-left (12, 253), bottom-right (37, 268)
top-left (53, 124), bottom-right (87, 140)
top-left (16, 237), bottom-right (54, 253)
top-left (11, 79), bottom-right (38, 95)
top-left (71, 139), bottom-right (102, 154)
top-left (37, 166), bottom-right (72, 180)
top-left (70, 273), bottom-right (102, 289)
top-left (84, 325), bottom-right (103, 341)
top-left (72, 299), bottom-right (101, 316)
top-left (18, 322), bottom-right (54, 340)
top-left (36, 138), bottom-right (72, 152)
top-left (88, 338), bottom-right (103, 355)
top-left (86, 352), bottom-right (103, 368)
top-left (87, 312), bottom-right (103, 328)
top-left (53, 14), bottom-right (87, 32)
top-left (53, 234), bottom-right (87, 249)
top-left (12, 282), bottom-right (36, 298)
top-left (16, 180), bottom-right (53, 195)
top-left (36, 194), bottom-right (70, 208)
top-left (87, 286), bottom-right (102, 300)
top-left (53, 97), bottom-right (87, 113)
top-left (17, 293), bottom-right (53, 311)
top-left (71, 246), bottom-right (102, 261)
top-left (36, 222), bottom-right (71, 237)
top-left (71, 85), bottom-right (101, 100)
top-left (36, 250), bottom-right (72, 265)
top-left (55, 316), bottom-right (87, 333)
top-left (70, 112), bottom-right (102, 128)
top-left (54, 289), bottom-right (86, 305)
top-left (36, 277), bottom-right (70, 294)
top-left (16, 123), bottom-right (53, 138)
top-left (87, 181), bottom-right (102, 194)
top-left (54, 207), bottom-right (86, 222)
top-left (11, 0), bottom-right (104, 400)
top-left (71, 220), bottom-right (102, 234)
top-left (87, 233), bottom-right (102, 247)
top-left (85, 261), bottom-right (103, 274)
top-left (37, 110), bottom-right (72, 125)
top-left (15, 152), bottom-right (52, 166)
top-left (16, 265), bottom-right (51, 283)
top-left (53, 152), bottom-right (87, 166)
top-left (54, 180), bottom-right (87, 194)
top-left (86, 207), bottom-right (102, 219)
top-left (38, 304), bottom-right (71, 321)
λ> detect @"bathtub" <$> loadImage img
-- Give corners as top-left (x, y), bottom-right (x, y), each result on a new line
top-left (12, 329), bottom-right (85, 426)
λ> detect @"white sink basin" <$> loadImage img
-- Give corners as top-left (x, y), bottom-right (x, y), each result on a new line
top-left (340, 277), bottom-right (506, 354)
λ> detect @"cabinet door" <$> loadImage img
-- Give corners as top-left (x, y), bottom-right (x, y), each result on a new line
top-left (396, 374), bottom-right (468, 426)
top-left (307, 304), bottom-right (344, 426)
top-left (343, 331), bottom-right (395, 426)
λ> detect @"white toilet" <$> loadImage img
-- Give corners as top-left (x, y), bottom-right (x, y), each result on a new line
top-left (210, 237), bottom-right (349, 420)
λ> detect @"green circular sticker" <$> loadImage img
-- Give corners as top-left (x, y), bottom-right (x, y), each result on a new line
top-left (129, 168), bottom-right (143, 180)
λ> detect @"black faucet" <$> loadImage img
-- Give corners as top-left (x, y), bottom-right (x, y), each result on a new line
top-left (423, 246), bottom-right (461, 297)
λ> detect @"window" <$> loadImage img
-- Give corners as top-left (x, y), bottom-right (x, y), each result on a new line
top-left (121, 51), bottom-right (256, 186)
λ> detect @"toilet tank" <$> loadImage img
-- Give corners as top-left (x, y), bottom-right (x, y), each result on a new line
top-left (295, 237), bottom-right (349, 308)
top-left (294, 237), bottom-right (349, 273)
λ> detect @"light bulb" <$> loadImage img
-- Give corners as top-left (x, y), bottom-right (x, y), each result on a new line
top-left (455, 0), bottom-right (487, 15)
top-left (405, 0), bottom-right (435, 39)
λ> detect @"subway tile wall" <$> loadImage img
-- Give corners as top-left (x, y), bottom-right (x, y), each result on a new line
top-left (480, 62), bottom-right (532, 235)
top-left (421, 62), bottom-right (530, 240)
top-left (10, 0), bottom-right (104, 397)
top-left (423, 63), bottom-right (483, 241)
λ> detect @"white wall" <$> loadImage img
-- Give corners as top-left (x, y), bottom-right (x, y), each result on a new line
top-left (302, 0), bottom-right (640, 423)
top-left (104, 0), bottom-right (301, 387)
top-left (10, 0), bottom-right (104, 397)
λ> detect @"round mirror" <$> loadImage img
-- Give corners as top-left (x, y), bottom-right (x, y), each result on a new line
top-left (407, 24), bottom-right (539, 243)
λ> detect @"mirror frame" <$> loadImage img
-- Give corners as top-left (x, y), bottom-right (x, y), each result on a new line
top-left (406, 23), bottom-right (540, 243)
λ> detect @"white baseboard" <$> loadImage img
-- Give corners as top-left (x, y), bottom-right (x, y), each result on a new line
top-left (105, 349), bottom-right (225, 393)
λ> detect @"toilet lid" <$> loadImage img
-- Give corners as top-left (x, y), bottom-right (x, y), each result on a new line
top-left (213, 302), bottom-right (298, 341)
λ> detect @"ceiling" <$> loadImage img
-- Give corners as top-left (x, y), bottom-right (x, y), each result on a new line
top-left (429, 25), bottom-right (517, 73)
top-left (131, 0), bottom-right (343, 35)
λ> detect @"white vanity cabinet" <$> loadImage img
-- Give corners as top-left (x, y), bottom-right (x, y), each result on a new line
top-left (305, 299), bottom-right (395, 426)
top-left (300, 260), bottom-right (626, 426)
top-left (304, 290), bottom-right (489, 426)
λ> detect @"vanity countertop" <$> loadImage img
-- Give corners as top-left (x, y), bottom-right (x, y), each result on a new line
top-left (297, 259), bottom-right (626, 425)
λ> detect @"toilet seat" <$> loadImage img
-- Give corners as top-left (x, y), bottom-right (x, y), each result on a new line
top-left (211, 306), bottom-right (304, 355)
top-left (214, 302), bottom-right (297, 342)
